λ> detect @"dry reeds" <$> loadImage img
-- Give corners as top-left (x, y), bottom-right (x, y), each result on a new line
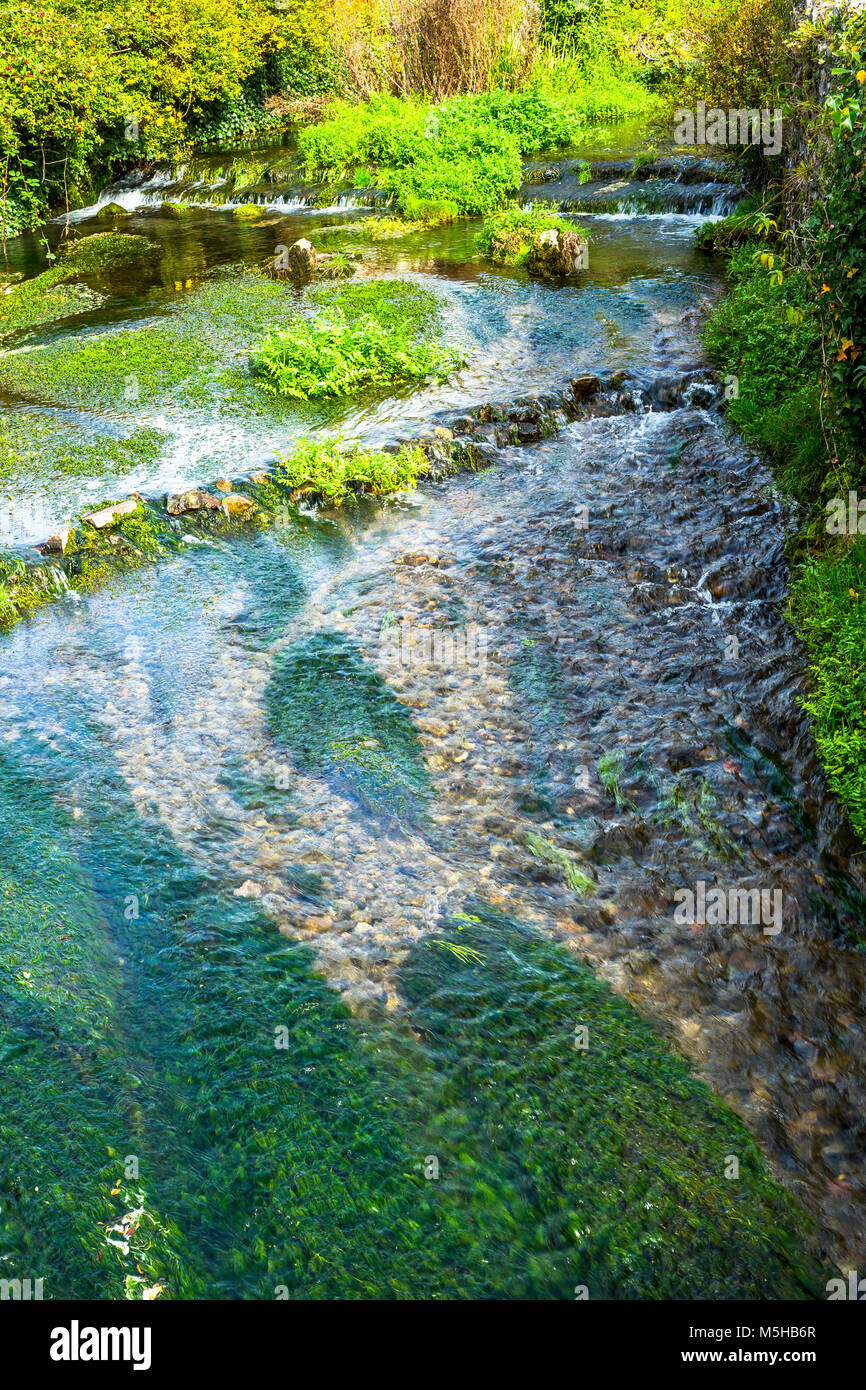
top-left (334, 0), bottom-right (540, 100)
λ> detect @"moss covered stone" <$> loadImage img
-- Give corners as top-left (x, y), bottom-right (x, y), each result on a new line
top-left (58, 232), bottom-right (163, 271)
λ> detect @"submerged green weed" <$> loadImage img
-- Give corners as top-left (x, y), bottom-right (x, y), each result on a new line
top-left (266, 630), bottom-right (429, 820)
top-left (0, 266), bottom-right (100, 336)
top-left (597, 749), bottom-right (636, 809)
top-left (526, 832), bottom-right (594, 893)
top-left (400, 908), bottom-right (822, 1299)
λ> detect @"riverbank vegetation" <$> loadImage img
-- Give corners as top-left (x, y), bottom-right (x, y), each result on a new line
top-left (700, 8), bottom-right (866, 840)
top-left (0, 0), bottom-right (749, 240)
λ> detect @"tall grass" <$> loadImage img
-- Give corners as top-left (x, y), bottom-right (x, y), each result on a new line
top-left (332, 0), bottom-right (541, 99)
top-left (387, 0), bottom-right (540, 97)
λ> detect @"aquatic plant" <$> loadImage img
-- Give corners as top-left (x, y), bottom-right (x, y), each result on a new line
top-left (251, 279), bottom-right (465, 400)
top-left (273, 437), bottom-right (429, 502)
top-left (58, 232), bottom-right (163, 271)
top-left (251, 308), bottom-right (463, 399)
top-left (597, 749), bottom-right (636, 810)
top-left (400, 908), bottom-right (824, 1299)
top-left (266, 630), bottom-right (430, 819)
top-left (525, 831), bottom-right (594, 893)
top-left (475, 205), bottom-right (580, 266)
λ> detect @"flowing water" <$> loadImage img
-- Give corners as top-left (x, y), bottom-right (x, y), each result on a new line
top-left (1, 131), bottom-right (864, 1299)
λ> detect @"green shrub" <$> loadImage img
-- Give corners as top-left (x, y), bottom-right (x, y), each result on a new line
top-left (476, 205), bottom-right (579, 265)
top-left (380, 126), bottom-right (522, 216)
top-left (811, 14), bottom-right (866, 469)
top-left (437, 85), bottom-right (576, 151)
top-left (701, 243), bottom-right (824, 501)
top-left (273, 436), bottom-right (429, 501)
top-left (791, 540), bottom-right (866, 841)
top-left (251, 308), bottom-right (463, 399)
top-left (298, 93), bottom-right (431, 177)
top-left (297, 85), bottom-right (584, 219)
top-left (400, 194), bottom-right (459, 224)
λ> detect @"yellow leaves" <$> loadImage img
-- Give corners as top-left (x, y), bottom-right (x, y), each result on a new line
top-left (837, 338), bottom-right (856, 361)
top-left (847, 267), bottom-right (859, 278)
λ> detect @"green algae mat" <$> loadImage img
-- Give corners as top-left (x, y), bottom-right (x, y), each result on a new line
top-left (0, 732), bottom-right (822, 1299)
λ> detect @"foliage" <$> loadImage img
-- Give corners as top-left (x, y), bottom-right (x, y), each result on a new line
top-left (298, 84), bottom-right (586, 217)
top-left (686, 0), bottom-right (791, 111)
top-left (273, 436), bottom-right (429, 501)
top-left (811, 15), bottom-right (866, 470)
top-left (475, 204), bottom-right (578, 265)
top-left (791, 540), bottom-right (866, 842)
top-left (251, 278), bottom-right (465, 399)
top-left (0, 0), bottom-right (318, 235)
top-left (702, 243), bottom-right (825, 501)
top-left (251, 309), bottom-right (463, 399)
top-left (700, 8), bottom-right (866, 846)
top-left (537, 0), bottom-right (701, 90)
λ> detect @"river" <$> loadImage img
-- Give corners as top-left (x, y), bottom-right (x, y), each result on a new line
top-left (0, 127), bottom-right (862, 1299)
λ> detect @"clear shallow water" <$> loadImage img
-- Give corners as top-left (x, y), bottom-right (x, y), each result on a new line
top-left (0, 144), bottom-right (723, 545)
top-left (0, 135), bottom-right (863, 1298)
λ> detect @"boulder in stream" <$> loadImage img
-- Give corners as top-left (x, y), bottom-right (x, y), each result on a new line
top-left (39, 526), bottom-right (73, 555)
top-left (287, 238), bottom-right (318, 284)
top-left (220, 493), bottom-right (258, 519)
top-left (83, 499), bottom-right (138, 529)
top-left (166, 489), bottom-right (222, 515)
top-left (528, 228), bottom-right (588, 281)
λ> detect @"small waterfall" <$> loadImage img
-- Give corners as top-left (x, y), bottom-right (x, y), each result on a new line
top-left (520, 152), bottom-right (743, 220)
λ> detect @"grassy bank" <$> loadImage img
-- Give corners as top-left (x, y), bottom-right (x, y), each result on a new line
top-left (702, 233), bottom-right (866, 839)
top-left (699, 12), bottom-right (866, 843)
